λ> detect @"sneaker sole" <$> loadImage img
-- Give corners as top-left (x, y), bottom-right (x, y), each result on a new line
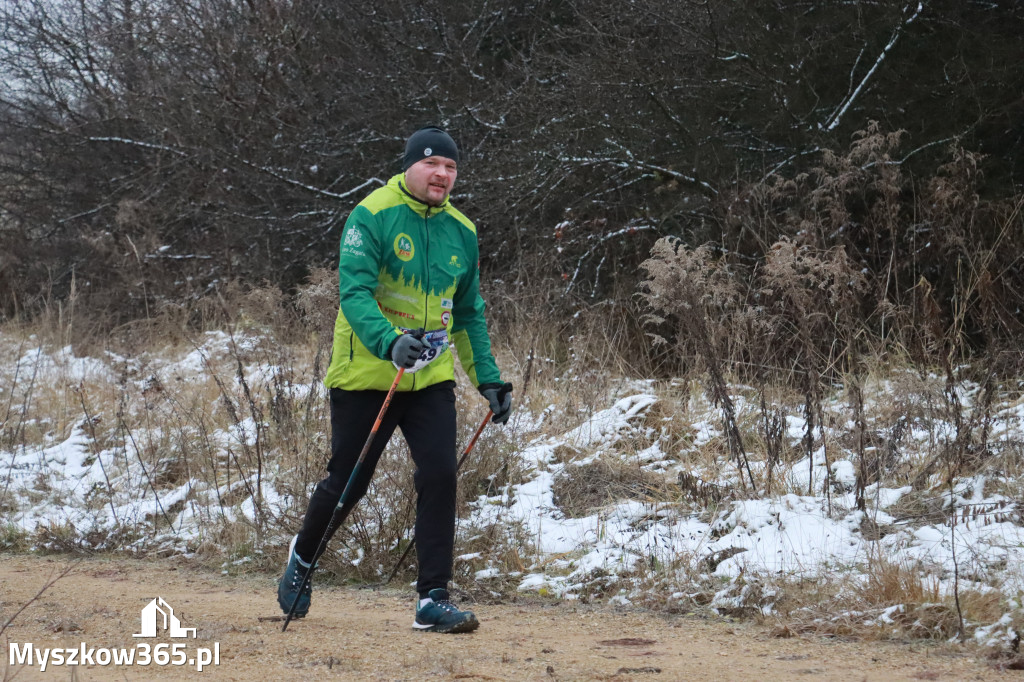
top-left (278, 592), bottom-right (310, 618)
top-left (412, 614), bottom-right (480, 634)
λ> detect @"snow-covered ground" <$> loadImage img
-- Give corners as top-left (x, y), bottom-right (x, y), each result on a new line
top-left (3, 332), bottom-right (1024, 646)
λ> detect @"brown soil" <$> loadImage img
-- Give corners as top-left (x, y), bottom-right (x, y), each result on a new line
top-left (0, 554), bottom-right (1014, 681)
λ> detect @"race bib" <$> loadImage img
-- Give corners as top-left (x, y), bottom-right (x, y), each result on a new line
top-left (393, 328), bottom-right (450, 374)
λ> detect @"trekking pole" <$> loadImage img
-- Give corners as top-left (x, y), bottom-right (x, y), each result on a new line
top-left (282, 367), bottom-right (405, 632)
top-left (382, 408), bottom-right (493, 586)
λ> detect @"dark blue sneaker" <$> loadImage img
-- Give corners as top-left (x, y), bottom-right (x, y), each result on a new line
top-left (412, 588), bottom-right (479, 634)
top-left (277, 535), bottom-right (315, 618)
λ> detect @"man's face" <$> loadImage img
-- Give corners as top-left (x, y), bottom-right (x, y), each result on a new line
top-left (404, 156), bottom-right (457, 207)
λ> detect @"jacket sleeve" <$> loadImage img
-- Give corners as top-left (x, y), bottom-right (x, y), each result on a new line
top-left (338, 206), bottom-right (401, 360)
top-left (451, 233), bottom-right (502, 387)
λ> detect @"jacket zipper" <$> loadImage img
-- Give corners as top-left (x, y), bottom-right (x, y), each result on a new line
top-left (396, 182), bottom-right (445, 392)
top-left (414, 204), bottom-right (433, 391)
top-left (424, 205), bottom-right (431, 330)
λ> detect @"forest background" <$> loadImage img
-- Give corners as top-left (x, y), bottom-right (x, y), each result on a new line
top-left (2, 0), bottom-right (1022, 346)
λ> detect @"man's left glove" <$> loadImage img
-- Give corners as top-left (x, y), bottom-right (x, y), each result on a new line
top-left (478, 382), bottom-right (513, 424)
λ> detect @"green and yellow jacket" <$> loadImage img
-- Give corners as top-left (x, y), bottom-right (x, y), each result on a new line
top-left (323, 173), bottom-right (502, 392)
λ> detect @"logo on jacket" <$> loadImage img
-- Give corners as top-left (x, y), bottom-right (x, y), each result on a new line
top-left (449, 254), bottom-right (461, 268)
top-left (344, 227), bottom-right (364, 248)
top-left (394, 233), bottom-right (414, 261)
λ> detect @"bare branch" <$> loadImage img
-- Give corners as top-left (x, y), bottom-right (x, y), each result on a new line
top-left (821, 2), bottom-right (925, 132)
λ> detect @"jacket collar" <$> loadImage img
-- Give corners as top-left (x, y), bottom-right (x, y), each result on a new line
top-left (390, 173), bottom-right (450, 217)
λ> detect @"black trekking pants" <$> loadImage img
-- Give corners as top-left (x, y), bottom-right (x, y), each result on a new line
top-left (295, 381), bottom-right (457, 596)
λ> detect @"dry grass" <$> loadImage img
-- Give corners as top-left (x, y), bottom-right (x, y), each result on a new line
top-left (762, 552), bottom-right (1012, 643)
top-left (856, 555), bottom-right (943, 609)
top-left (551, 457), bottom-right (663, 519)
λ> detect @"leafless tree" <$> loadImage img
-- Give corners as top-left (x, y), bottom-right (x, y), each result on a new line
top-left (0, 0), bottom-right (1020, 346)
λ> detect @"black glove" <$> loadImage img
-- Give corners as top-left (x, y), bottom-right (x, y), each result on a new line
top-left (390, 332), bottom-right (428, 369)
top-left (478, 382), bottom-right (513, 424)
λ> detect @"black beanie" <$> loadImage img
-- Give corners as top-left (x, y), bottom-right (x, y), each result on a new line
top-left (402, 127), bottom-right (459, 171)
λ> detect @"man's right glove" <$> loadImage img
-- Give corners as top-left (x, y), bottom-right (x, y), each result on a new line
top-left (478, 382), bottom-right (514, 424)
top-left (390, 332), bottom-right (429, 369)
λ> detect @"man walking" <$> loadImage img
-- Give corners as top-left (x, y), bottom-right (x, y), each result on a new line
top-left (278, 127), bottom-right (513, 634)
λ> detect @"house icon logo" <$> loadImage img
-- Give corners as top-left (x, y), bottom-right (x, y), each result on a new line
top-left (133, 597), bottom-right (197, 638)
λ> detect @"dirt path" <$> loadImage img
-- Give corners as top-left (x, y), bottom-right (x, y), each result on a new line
top-left (0, 554), bottom-right (1012, 681)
